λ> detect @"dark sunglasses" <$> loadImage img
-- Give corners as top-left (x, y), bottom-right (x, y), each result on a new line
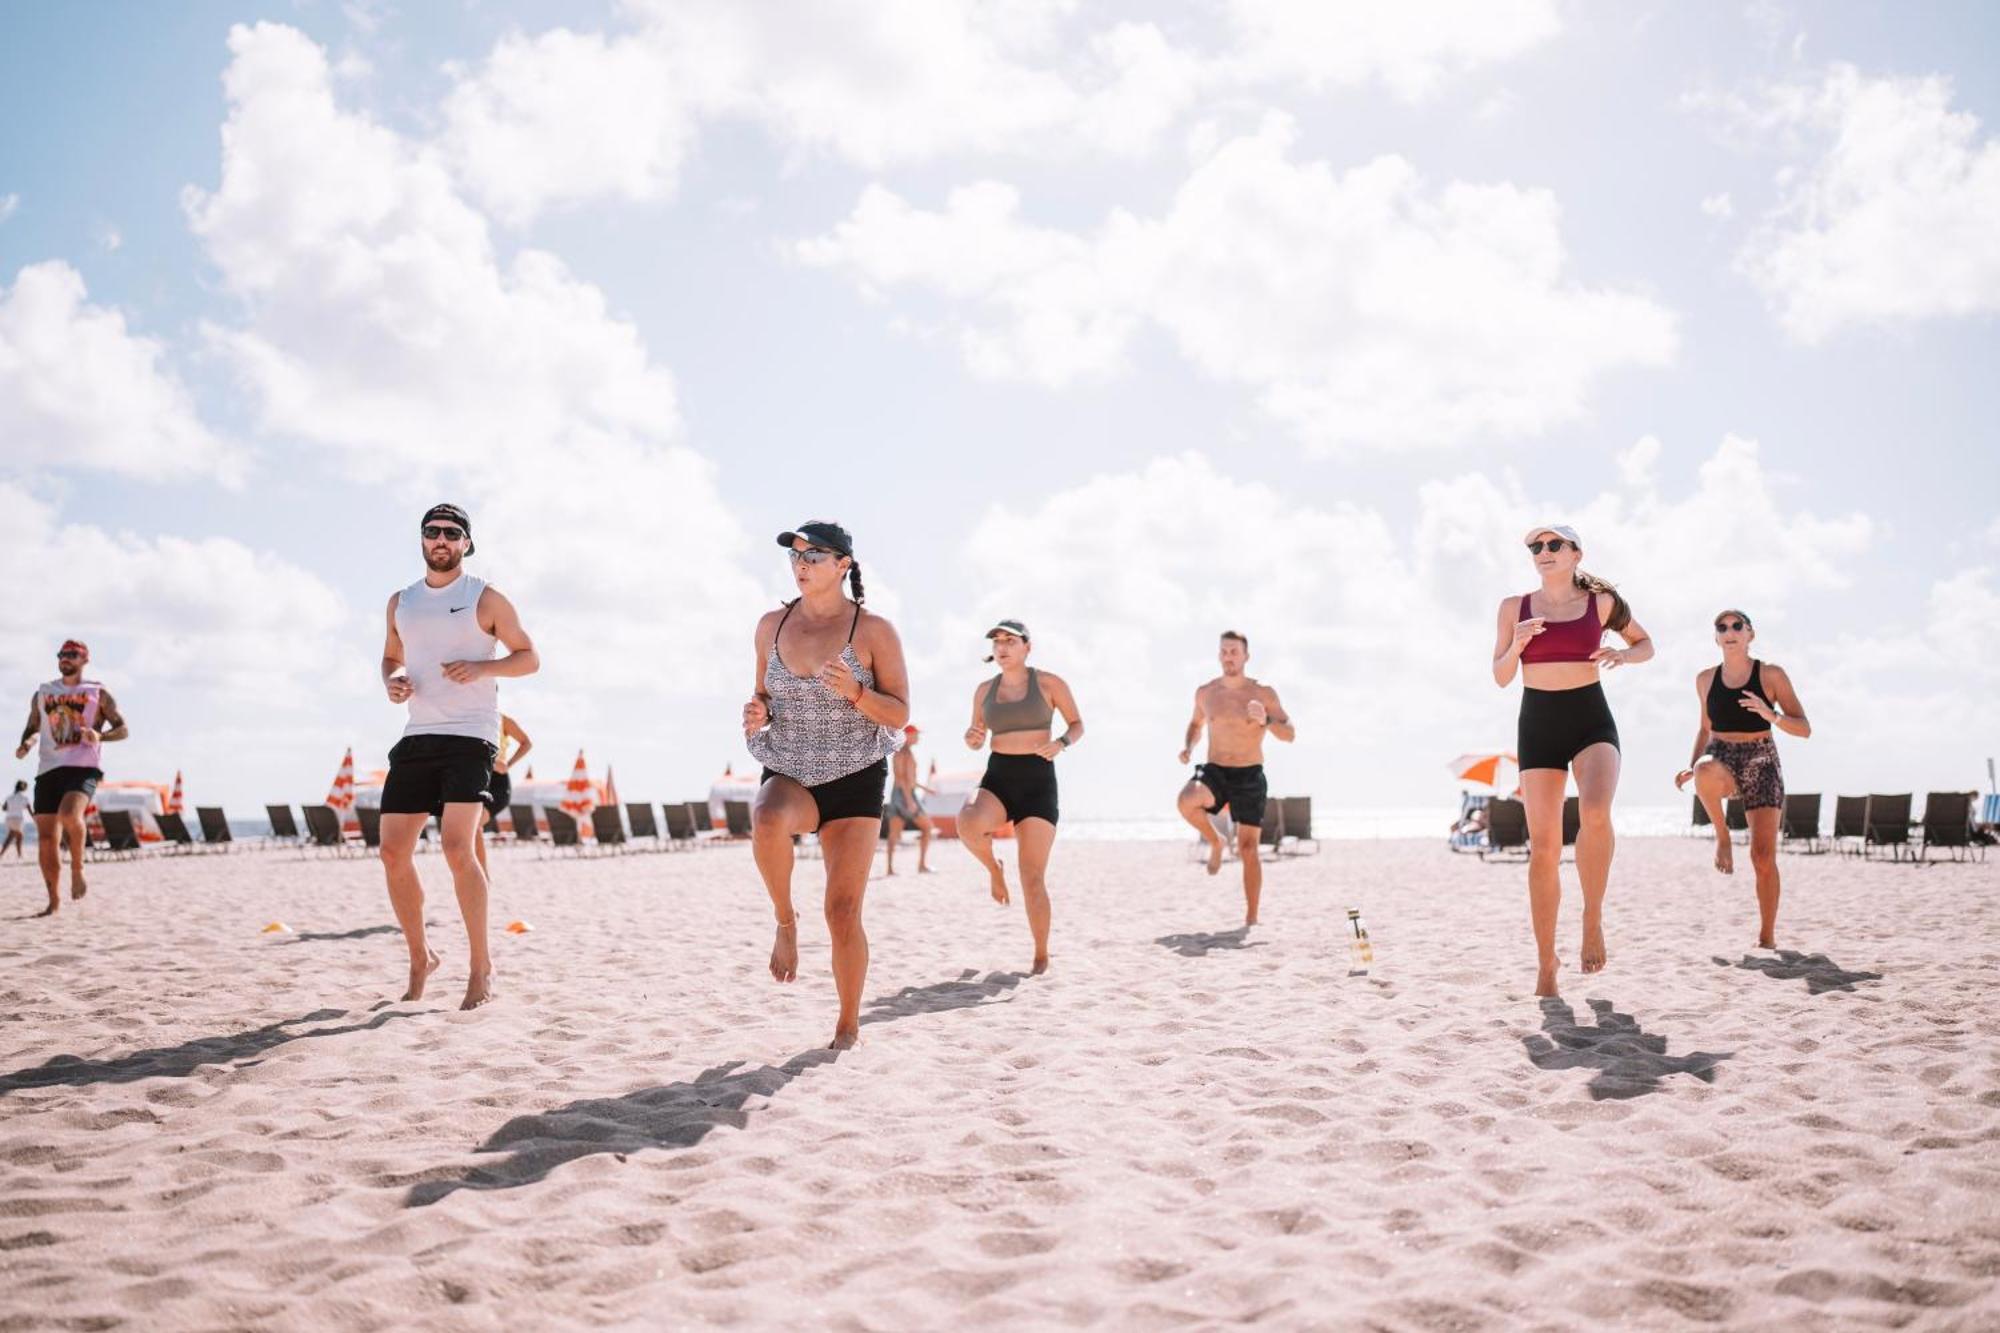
top-left (1525, 538), bottom-right (1572, 554)
top-left (422, 525), bottom-right (466, 541)
top-left (788, 546), bottom-right (840, 566)
top-left (56, 650), bottom-right (82, 659)
top-left (1715, 619), bottom-right (1748, 632)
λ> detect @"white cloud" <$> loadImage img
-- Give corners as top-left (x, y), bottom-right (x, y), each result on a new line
top-left (1719, 64), bottom-right (2000, 341)
top-left (798, 116), bottom-right (1678, 452)
top-left (1700, 192), bottom-right (1734, 219)
top-left (181, 23), bottom-right (766, 795)
top-left (435, 0), bottom-right (1557, 222)
top-left (0, 193), bottom-right (18, 224)
top-left (0, 260), bottom-right (239, 482)
top-left (95, 223), bottom-right (122, 252)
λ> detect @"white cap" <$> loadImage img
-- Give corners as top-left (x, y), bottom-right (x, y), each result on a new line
top-left (1523, 523), bottom-right (1581, 547)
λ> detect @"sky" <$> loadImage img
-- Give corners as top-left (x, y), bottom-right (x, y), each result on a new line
top-left (2, 0), bottom-right (1997, 819)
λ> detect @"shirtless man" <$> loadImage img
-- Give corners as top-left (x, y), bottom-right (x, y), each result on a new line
top-left (15, 640), bottom-right (128, 916)
top-left (884, 725), bottom-right (935, 876)
top-left (1175, 630), bottom-right (1294, 926)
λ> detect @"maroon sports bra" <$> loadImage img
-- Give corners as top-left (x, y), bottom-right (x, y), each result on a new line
top-left (1518, 590), bottom-right (1604, 664)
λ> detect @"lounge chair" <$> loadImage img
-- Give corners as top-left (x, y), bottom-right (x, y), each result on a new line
top-left (266, 804), bottom-right (302, 845)
top-left (591, 806), bottom-right (628, 852)
top-left (1690, 795), bottom-right (1712, 831)
top-left (196, 806), bottom-right (235, 851)
top-left (1863, 793), bottom-right (1912, 862)
top-left (545, 808), bottom-right (582, 853)
top-left (155, 811), bottom-right (196, 853)
top-left (1481, 798), bottom-right (1529, 860)
top-left (626, 802), bottom-right (661, 846)
top-left (356, 805), bottom-right (382, 849)
top-left (1258, 803), bottom-right (1285, 859)
top-left (1780, 793), bottom-right (1825, 853)
top-left (686, 802), bottom-right (716, 844)
top-left (1278, 796), bottom-right (1320, 855)
top-left (99, 810), bottom-right (144, 858)
top-left (662, 801), bottom-right (698, 850)
top-left (1561, 795), bottom-right (1579, 847)
top-left (724, 800), bottom-right (753, 839)
top-left (1832, 795), bottom-right (1868, 855)
top-left (301, 804), bottom-right (353, 856)
top-left (509, 803), bottom-right (540, 843)
top-left (1919, 791), bottom-right (1982, 863)
top-left (1725, 799), bottom-right (1748, 833)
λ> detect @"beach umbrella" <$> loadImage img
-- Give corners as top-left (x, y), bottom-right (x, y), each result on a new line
top-left (561, 749), bottom-right (597, 827)
top-left (603, 764), bottom-right (619, 810)
top-left (327, 747), bottom-right (357, 833)
top-left (1447, 752), bottom-right (1518, 791)
top-left (168, 770), bottom-right (184, 814)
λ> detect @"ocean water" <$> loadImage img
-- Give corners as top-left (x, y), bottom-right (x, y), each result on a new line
top-left (1062, 805), bottom-right (1693, 842)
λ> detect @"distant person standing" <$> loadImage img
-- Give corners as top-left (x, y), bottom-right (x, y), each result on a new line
top-left (3, 780), bottom-right (29, 859)
top-left (14, 640), bottom-right (128, 915)
top-left (379, 504), bottom-right (540, 1010)
top-left (1175, 631), bottom-right (1293, 927)
top-left (474, 712), bottom-right (533, 881)
top-left (884, 725), bottom-right (935, 876)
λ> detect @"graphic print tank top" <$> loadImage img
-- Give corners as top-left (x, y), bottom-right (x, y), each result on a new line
top-left (37, 679), bottom-right (104, 774)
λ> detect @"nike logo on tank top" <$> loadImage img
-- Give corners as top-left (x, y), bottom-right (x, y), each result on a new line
top-left (395, 572), bottom-right (500, 743)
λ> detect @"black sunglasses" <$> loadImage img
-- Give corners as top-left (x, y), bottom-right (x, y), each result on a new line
top-left (422, 525), bottom-right (466, 541)
top-left (1715, 619), bottom-right (1748, 632)
top-left (1525, 538), bottom-right (1572, 554)
top-left (56, 650), bottom-right (82, 659)
top-left (788, 546), bottom-right (841, 566)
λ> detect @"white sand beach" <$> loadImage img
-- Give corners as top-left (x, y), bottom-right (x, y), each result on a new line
top-left (1, 837), bottom-right (1995, 1330)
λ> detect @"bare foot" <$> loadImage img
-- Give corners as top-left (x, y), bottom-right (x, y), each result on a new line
top-left (34, 902), bottom-right (57, 918)
top-left (1535, 960), bottom-right (1561, 997)
top-left (460, 971), bottom-right (495, 1010)
top-left (1244, 915), bottom-right (1258, 928)
top-left (919, 865), bottom-right (937, 874)
top-left (883, 867), bottom-right (897, 877)
top-left (1713, 836), bottom-right (1734, 875)
top-left (1205, 836), bottom-right (1224, 876)
top-left (989, 869), bottom-right (1011, 906)
top-left (1757, 931), bottom-right (1776, 950)
top-left (770, 922), bottom-right (798, 982)
top-left (1580, 914), bottom-right (1607, 974)
top-left (1032, 954), bottom-right (1049, 976)
top-left (402, 949), bottom-right (442, 1001)
top-left (70, 878), bottom-right (86, 901)
top-left (829, 1024), bottom-right (859, 1050)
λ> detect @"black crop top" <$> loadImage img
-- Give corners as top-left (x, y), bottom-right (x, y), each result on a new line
top-left (1706, 660), bottom-right (1772, 733)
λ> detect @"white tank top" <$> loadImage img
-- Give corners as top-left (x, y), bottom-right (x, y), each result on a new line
top-left (38, 679), bottom-right (105, 774)
top-left (395, 572), bottom-right (500, 743)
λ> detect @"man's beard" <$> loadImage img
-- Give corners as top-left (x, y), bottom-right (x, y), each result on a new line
top-left (426, 548), bottom-right (463, 573)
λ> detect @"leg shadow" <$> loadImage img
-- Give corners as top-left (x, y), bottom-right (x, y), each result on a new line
top-left (1713, 951), bottom-right (1882, 995)
top-left (1523, 997), bottom-right (1731, 1101)
top-left (0, 1008), bottom-right (425, 1095)
top-left (285, 924), bottom-right (407, 943)
top-left (1155, 927), bottom-right (1266, 958)
top-left (408, 1047), bottom-right (841, 1206)
top-left (859, 968), bottom-right (1028, 1025)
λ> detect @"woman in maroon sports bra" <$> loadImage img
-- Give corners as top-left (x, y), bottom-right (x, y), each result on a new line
top-left (1491, 524), bottom-right (1654, 997)
top-left (1674, 609), bottom-right (1812, 948)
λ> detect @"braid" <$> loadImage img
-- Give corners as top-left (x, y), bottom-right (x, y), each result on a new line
top-left (1573, 569), bottom-right (1631, 634)
top-left (848, 561), bottom-right (866, 605)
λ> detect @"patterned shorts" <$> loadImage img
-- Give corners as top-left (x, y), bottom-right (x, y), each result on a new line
top-left (1706, 737), bottom-right (1784, 811)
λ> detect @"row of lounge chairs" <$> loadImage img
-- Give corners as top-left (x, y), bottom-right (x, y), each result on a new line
top-left (1690, 792), bottom-right (1987, 862)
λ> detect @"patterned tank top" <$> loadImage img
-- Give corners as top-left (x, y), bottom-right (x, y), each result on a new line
top-left (747, 601), bottom-right (899, 786)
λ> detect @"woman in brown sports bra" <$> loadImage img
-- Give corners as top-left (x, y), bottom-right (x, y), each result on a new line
top-left (1675, 609), bottom-right (1812, 948)
top-left (957, 620), bottom-right (1084, 976)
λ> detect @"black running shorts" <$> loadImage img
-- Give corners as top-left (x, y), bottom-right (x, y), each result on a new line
top-left (979, 752), bottom-right (1060, 826)
top-left (382, 735), bottom-right (498, 816)
top-left (1193, 762), bottom-right (1268, 828)
top-left (761, 760), bottom-right (888, 828)
top-left (32, 766), bottom-right (102, 816)
top-left (1517, 683), bottom-right (1620, 771)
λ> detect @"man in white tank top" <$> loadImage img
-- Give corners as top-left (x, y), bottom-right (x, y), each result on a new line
top-left (379, 504), bottom-right (540, 1010)
top-left (14, 639), bottom-right (128, 916)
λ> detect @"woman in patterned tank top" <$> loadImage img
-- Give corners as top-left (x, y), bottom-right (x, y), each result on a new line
top-left (742, 521), bottom-right (910, 1050)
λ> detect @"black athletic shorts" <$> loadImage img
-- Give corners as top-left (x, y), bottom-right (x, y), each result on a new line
top-left (33, 766), bottom-right (102, 816)
top-left (483, 771), bottom-right (513, 819)
top-left (1518, 683), bottom-right (1620, 771)
top-left (980, 753), bottom-right (1060, 826)
top-left (761, 759), bottom-right (888, 829)
top-left (381, 735), bottom-right (498, 816)
top-left (1194, 762), bottom-right (1267, 828)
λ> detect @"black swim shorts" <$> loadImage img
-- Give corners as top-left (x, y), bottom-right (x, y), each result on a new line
top-left (381, 735), bottom-right (498, 816)
top-left (1193, 762), bottom-right (1268, 828)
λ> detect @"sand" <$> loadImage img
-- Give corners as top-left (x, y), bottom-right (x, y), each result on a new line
top-left (0, 834), bottom-right (1995, 1330)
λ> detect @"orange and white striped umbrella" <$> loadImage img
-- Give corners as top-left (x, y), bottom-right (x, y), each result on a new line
top-left (168, 769), bottom-right (184, 815)
top-left (327, 747), bottom-right (357, 833)
top-left (1447, 752), bottom-right (1518, 791)
top-left (603, 763), bottom-right (619, 811)
top-left (561, 749), bottom-right (597, 827)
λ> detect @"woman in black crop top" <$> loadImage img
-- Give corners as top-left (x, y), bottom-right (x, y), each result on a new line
top-left (1674, 609), bottom-right (1812, 948)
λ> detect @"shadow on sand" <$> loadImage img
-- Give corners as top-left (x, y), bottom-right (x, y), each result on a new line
top-left (284, 924), bottom-right (407, 943)
top-left (0, 1008), bottom-right (426, 1096)
top-left (1522, 997), bottom-right (1731, 1101)
top-left (1154, 927), bottom-right (1265, 958)
top-left (408, 968), bottom-right (1030, 1207)
top-left (1713, 951), bottom-right (1883, 995)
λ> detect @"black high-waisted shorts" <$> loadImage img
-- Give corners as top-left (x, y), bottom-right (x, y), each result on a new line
top-left (980, 753), bottom-right (1059, 826)
top-left (1518, 683), bottom-right (1620, 771)
top-left (762, 760), bottom-right (888, 828)
top-left (1194, 762), bottom-right (1268, 828)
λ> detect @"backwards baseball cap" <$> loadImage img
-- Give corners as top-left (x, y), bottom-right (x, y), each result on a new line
top-left (1522, 523), bottom-right (1581, 548)
top-left (422, 503), bottom-right (474, 555)
top-left (58, 639), bottom-right (88, 661)
top-left (775, 521), bottom-right (853, 558)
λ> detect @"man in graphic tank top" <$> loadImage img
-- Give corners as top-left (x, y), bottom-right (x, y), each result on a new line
top-left (14, 639), bottom-right (128, 916)
top-left (378, 504), bottom-right (541, 1011)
